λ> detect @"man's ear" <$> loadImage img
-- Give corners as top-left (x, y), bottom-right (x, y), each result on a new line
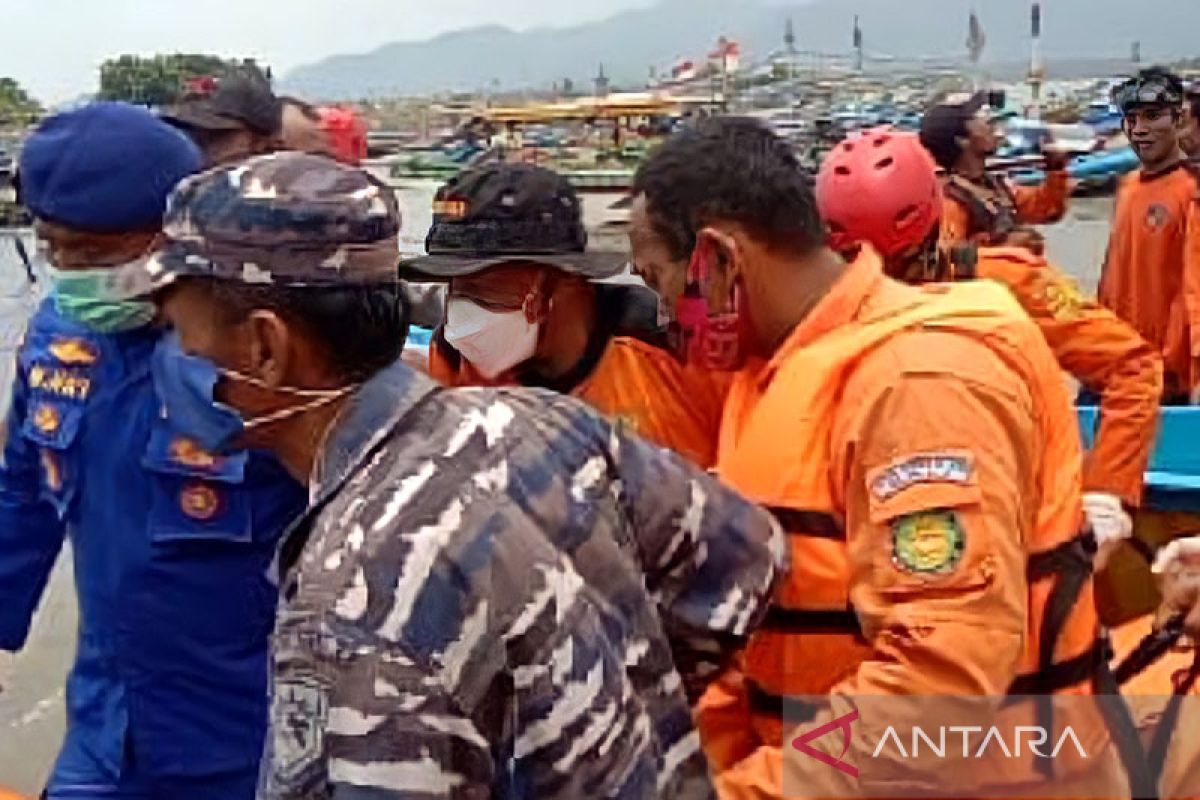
top-left (524, 270), bottom-right (555, 323)
top-left (697, 225), bottom-right (744, 282)
top-left (244, 309), bottom-right (292, 388)
top-left (695, 225), bottom-right (745, 313)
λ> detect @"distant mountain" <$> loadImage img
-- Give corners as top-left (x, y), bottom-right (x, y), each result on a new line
top-left (281, 0), bottom-right (1200, 99)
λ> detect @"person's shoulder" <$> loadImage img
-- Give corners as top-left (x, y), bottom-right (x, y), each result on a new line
top-left (975, 246), bottom-right (1050, 287)
top-left (855, 288), bottom-right (1037, 396)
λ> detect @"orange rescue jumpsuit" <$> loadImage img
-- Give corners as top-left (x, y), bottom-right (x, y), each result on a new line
top-left (940, 169), bottom-right (1070, 250)
top-left (1099, 165), bottom-right (1200, 398)
top-left (429, 330), bottom-right (727, 469)
top-left (702, 250), bottom-right (1121, 799)
top-left (966, 247), bottom-right (1163, 506)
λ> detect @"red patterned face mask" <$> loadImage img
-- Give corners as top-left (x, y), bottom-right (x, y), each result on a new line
top-left (669, 241), bottom-right (749, 372)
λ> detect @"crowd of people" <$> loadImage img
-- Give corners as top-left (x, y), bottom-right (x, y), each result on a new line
top-left (0, 65), bottom-right (1199, 800)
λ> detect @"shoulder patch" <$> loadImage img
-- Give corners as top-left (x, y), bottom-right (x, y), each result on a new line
top-left (892, 510), bottom-right (965, 574)
top-left (1037, 274), bottom-right (1086, 321)
top-left (869, 451), bottom-right (974, 502)
top-left (32, 402), bottom-right (62, 435)
top-left (48, 338), bottom-right (98, 366)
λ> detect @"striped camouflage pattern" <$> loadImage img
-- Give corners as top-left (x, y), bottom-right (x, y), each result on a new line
top-left (141, 151), bottom-right (401, 290)
top-left (263, 364), bottom-right (783, 799)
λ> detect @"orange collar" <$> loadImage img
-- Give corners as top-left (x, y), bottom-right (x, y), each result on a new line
top-left (764, 247), bottom-right (885, 373)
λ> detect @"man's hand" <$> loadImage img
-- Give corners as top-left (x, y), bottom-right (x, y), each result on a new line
top-left (1152, 537), bottom-right (1200, 638)
top-left (1083, 492), bottom-right (1133, 571)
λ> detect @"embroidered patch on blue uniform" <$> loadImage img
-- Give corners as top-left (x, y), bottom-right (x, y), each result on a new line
top-left (48, 338), bottom-right (99, 366)
top-left (180, 481), bottom-right (222, 521)
top-left (892, 510), bottom-right (965, 575)
top-left (28, 364), bottom-right (93, 401)
top-left (870, 452), bottom-right (974, 501)
top-left (32, 402), bottom-right (62, 435)
top-left (169, 436), bottom-right (223, 470)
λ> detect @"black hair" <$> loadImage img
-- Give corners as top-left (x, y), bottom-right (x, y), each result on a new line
top-left (1188, 85), bottom-right (1200, 122)
top-left (280, 96), bottom-right (323, 122)
top-left (632, 116), bottom-right (826, 261)
top-left (922, 131), bottom-right (963, 171)
top-left (203, 279), bottom-right (410, 383)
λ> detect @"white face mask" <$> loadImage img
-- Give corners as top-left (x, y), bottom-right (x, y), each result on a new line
top-left (443, 298), bottom-right (540, 380)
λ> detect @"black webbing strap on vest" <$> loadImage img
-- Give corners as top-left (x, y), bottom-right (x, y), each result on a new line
top-left (1011, 533), bottom-right (1096, 779)
top-left (1113, 614), bottom-right (1199, 795)
top-left (1007, 640), bottom-right (1106, 695)
top-left (749, 605), bottom-right (864, 720)
top-left (761, 606), bottom-right (864, 636)
top-left (747, 680), bottom-right (820, 722)
top-left (1147, 650), bottom-right (1200, 786)
top-left (1114, 616), bottom-right (1186, 686)
top-left (944, 175), bottom-right (1019, 245)
top-left (1095, 655), bottom-right (1160, 800)
top-left (766, 507), bottom-right (845, 540)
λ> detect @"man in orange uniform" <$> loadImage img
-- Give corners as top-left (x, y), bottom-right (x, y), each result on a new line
top-left (1180, 81), bottom-right (1200, 165)
top-left (920, 92), bottom-right (1070, 251)
top-left (817, 127), bottom-right (1162, 562)
top-left (630, 117), bottom-right (1126, 799)
top-left (403, 162), bottom-right (726, 467)
top-left (1099, 67), bottom-right (1200, 402)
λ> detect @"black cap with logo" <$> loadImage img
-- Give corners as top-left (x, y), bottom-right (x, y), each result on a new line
top-left (162, 73), bottom-right (282, 137)
top-left (401, 163), bottom-right (628, 280)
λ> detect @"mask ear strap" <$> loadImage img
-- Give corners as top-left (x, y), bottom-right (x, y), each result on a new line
top-left (241, 385), bottom-right (358, 434)
top-left (222, 368), bottom-right (358, 399)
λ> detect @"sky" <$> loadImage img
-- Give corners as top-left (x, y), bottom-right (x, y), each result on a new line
top-left (2, 0), bottom-right (661, 104)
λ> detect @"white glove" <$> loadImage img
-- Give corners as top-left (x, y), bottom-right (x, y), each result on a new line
top-left (1082, 492), bottom-right (1132, 571)
top-left (1151, 536), bottom-right (1200, 638)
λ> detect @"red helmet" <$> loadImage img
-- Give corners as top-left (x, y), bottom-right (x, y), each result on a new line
top-left (319, 107), bottom-right (368, 166)
top-left (816, 127), bottom-right (943, 258)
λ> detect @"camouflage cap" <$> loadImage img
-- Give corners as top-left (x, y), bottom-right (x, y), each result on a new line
top-left (136, 151), bottom-right (401, 292)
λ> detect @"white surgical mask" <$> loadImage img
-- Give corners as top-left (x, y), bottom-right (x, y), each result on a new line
top-left (443, 298), bottom-right (540, 379)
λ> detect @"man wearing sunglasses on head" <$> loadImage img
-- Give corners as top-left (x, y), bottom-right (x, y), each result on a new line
top-left (1099, 67), bottom-right (1200, 403)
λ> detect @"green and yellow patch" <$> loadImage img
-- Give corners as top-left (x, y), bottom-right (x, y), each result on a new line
top-left (892, 510), bottom-right (965, 575)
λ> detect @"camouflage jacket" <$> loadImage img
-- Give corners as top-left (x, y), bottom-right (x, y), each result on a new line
top-left (262, 360), bottom-right (782, 799)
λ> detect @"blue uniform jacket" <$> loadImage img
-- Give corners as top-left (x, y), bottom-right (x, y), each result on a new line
top-left (0, 300), bottom-right (306, 780)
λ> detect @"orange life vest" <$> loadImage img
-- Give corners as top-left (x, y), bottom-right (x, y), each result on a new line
top-left (944, 173), bottom-right (1021, 245)
top-left (718, 274), bottom-right (1102, 762)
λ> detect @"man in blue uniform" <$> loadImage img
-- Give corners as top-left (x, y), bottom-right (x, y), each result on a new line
top-left (0, 103), bottom-right (306, 798)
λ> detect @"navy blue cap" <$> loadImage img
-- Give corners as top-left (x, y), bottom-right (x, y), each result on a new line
top-left (20, 102), bottom-right (202, 233)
